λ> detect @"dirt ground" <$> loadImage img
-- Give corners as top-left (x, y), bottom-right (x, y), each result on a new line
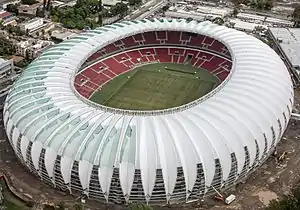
top-left (1, 89), bottom-right (300, 210)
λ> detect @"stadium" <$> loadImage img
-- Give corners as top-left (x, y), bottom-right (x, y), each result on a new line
top-left (3, 19), bottom-right (294, 205)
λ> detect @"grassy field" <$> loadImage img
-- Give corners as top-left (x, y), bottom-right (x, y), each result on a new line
top-left (90, 63), bottom-right (219, 110)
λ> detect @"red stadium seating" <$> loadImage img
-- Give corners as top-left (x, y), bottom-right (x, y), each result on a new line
top-left (166, 31), bottom-right (181, 45)
top-left (189, 34), bottom-right (205, 47)
top-left (85, 31), bottom-right (231, 64)
top-left (75, 74), bottom-right (88, 85)
top-left (133, 33), bottom-right (144, 42)
top-left (202, 37), bottom-right (215, 47)
top-left (114, 40), bottom-right (124, 47)
top-left (169, 48), bottom-right (185, 55)
top-left (192, 57), bottom-right (205, 67)
top-left (155, 48), bottom-right (171, 62)
top-left (113, 53), bottom-right (131, 63)
top-left (140, 48), bottom-right (156, 56)
top-left (127, 51), bottom-right (142, 63)
top-left (209, 40), bottom-right (224, 52)
top-left (143, 32), bottom-right (159, 45)
top-left (83, 68), bottom-right (98, 79)
top-left (172, 55), bottom-right (180, 63)
top-left (104, 43), bottom-right (120, 54)
top-left (122, 36), bottom-right (136, 48)
top-left (102, 58), bottom-right (128, 74)
top-left (200, 56), bottom-right (226, 73)
top-left (103, 69), bottom-right (117, 78)
top-left (75, 46), bottom-right (232, 99)
top-left (196, 51), bottom-right (214, 61)
top-left (85, 81), bottom-right (98, 90)
top-left (180, 32), bottom-right (191, 42)
top-left (76, 84), bottom-right (94, 98)
top-left (215, 70), bottom-right (229, 81)
top-left (156, 31), bottom-right (167, 40)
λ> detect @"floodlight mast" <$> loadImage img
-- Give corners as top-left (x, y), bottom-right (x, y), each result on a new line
top-left (98, 0), bottom-right (103, 26)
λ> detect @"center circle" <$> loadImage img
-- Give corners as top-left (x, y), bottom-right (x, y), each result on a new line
top-left (74, 31), bottom-right (233, 112)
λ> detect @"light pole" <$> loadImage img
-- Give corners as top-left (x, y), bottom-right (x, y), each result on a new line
top-left (98, 0), bottom-right (103, 26)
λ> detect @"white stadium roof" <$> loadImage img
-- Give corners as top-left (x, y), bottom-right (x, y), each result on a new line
top-left (3, 19), bottom-right (294, 204)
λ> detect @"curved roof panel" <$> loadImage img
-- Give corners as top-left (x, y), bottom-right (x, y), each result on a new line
top-left (3, 19), bottom-right (294, 204)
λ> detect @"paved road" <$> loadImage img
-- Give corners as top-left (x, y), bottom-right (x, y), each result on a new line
top-left (124, 0), bottom-right (167, 20)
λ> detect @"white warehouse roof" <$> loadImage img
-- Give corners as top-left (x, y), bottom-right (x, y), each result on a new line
top-left (3, 19), bottom-right (294, 204)
top-left (269, 27), bottom-right (300, 68)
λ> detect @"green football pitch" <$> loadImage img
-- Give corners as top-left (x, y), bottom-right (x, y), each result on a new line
top-left (90, 62), bottom-right (219, 110)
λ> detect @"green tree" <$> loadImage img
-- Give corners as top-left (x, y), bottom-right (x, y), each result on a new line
top-left (293, 6), bottom-right (300, 27)
top-left (213, 17), bottom-right (224, 25)
top-left (50, 0), bottom-right (102, 29)
top-left (36, 7), bottom-right (45, 17)
top-left (186, 17), bottom-right (193, 22)
top-left (162, 5), bottom-right (169, 12)
top-left (128, 0), bottom-right (142, 6)
top-left (6, 4), bottom-right (18, 15)
top-left (72, 203), bottom-right (84, 210)
top-left (266, 186), bottom-right (300, 209)
top-left (5, 25), bottom-right (24, 36)
top-left (233, 7), bottom-right (238, 16)
top-left (57, 201), bottom-right (65, 210)
top-left (110, 2), bottom-right (128, 17)
top-left (0, 36), bottom-right (15, 58)
top-left (248, 0), bottom-right (273, 10)
top-left (128, 203), bottom-right (153, 210)
top-left (21, 0), bottom-right (37, 5)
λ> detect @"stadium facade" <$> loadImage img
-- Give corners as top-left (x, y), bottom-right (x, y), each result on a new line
top-left (3, 19), bottom-right (294, 205)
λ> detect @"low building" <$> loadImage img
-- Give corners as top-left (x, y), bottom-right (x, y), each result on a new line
top-left (237, 12), bottom-right (265, 22)
top-left (195, 5), bottom-right (232, 18)
top-left (0, 58), bottom-right (16, 109)
top-left (165, 4), bottom-right (231, 21)
top-left (15, 39), bottom-right (54, 59)
top-left (102, 0), bottom-right (123, 7)
top-left (237, 12), bottom-right (294, 27)
top-left (0, 0), bottom-right (20, 10)
top-left (0, 58), bottom-right (13, 79)
top-left (165, 10), bottom-right (205, 21)
top-left (19, 17), bottom-right (43, 33)
top-left (18, 3), bottom-right (41, 16)
top-left (51, 0), bottom-right (66, 8)
top-left (51, 30), bottom-right (77, 41)
top-left (269, 27), bottom-right (300, 83)
top-left (229, 19), bottom-right (267, 32)
top-left (0, 10), bottom-right (17, 26)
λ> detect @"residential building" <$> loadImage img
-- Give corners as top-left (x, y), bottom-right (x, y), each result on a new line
top-left (0, 58), bottom-right (16, 109)
top-left (51, 30), bottom-right (77, 41)
top-left (165, 4), bottom-right (232, 21)
top-left (19, 17), bottom-right (43, 33)
top-left (15, 39), bottom-right (54, 59)
top-left (237, 13), bottom-right (294, 27)
top-left (0, 58), bottom-right (13, 79)
top-left (0, 0), bottom-right (20, 10)
top-left (102, 0), bottom-right (123, 7)
top-left (18, 3), bottom-right (41, 16)
top-left (229, 19), bottom-right (267, 32)
top-left (0, 10), bottom-right (17, 26)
